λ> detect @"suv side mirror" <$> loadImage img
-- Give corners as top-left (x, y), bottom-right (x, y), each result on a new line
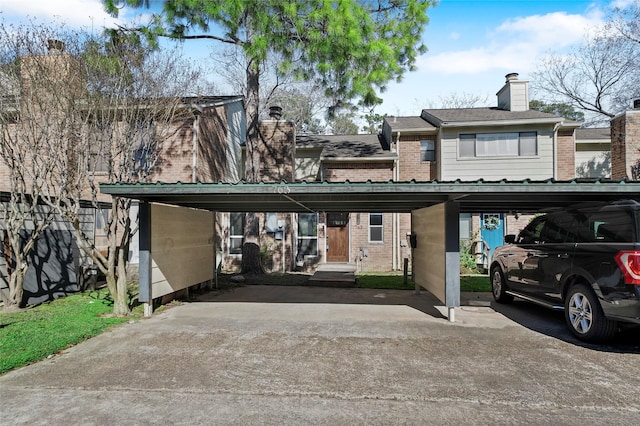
top-left (504, 234), bottom-right (516, 244)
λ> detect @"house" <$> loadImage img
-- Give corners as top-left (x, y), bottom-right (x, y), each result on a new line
top-left (220, 73), bottom-right (589, 274)
top-left (0, 40), bottom-right (246, 305)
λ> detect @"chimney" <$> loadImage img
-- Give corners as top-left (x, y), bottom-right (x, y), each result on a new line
top-left (496, 72), bottom-right (529, 112)
top-left (269, 105), bottom-right (283, 120)
top-left (258, 109), bottom-right (296, 182)
top-left (610, 104), bottom-right (640, 179)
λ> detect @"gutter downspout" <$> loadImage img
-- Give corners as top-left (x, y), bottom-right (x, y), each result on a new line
top-left (191, 112), bottom-right (200, 183)
top-left (552, 122), bottom-right (561, 179)
top-left (393, 131), bottom-right (401, 270)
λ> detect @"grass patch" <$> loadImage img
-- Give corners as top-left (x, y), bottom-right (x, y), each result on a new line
top-left (357, 273), bottom-right (491, 292)
top-left (0, 289), bottom-right (130, 375)
top-left (460, 274), bottom-right (491, 292)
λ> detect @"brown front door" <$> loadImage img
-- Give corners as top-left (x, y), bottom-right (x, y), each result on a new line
top-left (326, 213), bottom-right (349, 262)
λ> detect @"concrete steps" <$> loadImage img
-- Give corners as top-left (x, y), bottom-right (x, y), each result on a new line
top-left (307, 263), bottom-right (357, 288)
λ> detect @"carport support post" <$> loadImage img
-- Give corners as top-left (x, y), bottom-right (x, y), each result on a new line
top-left (445, 202), bottom-right (460, 322)
top-left (139, 201), bottom-right (153, 317)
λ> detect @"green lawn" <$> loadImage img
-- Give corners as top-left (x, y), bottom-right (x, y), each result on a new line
top-left (356, 273), bottom-right (491, 292)
top-left (0, 290), bottom-right (130, 375)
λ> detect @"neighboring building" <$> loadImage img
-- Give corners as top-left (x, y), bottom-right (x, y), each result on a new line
top-left (0, 41), bottom-right (246, 305)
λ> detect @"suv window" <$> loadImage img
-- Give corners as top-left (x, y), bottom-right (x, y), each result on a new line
top-left (540, 211), bottom-right (576, 243)
top-left (517, 217), bottom-right (546, 244)
top-left (586, 210), bottom-right (634, 243)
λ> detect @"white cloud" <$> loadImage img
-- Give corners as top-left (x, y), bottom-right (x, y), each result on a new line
top-left (449, 32), bottom-right (460, 41)
top-left (419, 10), bottom-right (604, 75)
top-left (0, 0), bottom-right (125, 29)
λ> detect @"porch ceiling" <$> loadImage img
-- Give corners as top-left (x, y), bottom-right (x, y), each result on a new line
top-left (99, 179), bottom-right (640, 214)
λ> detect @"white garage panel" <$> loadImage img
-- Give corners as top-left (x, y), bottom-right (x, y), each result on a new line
top-left (411, 202), bottom-right (460, 317)
top-left (151, 204), bottom-right (215, 299)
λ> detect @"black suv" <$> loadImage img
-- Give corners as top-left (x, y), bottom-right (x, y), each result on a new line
top-left (490, 200), bottom-right (640, 342)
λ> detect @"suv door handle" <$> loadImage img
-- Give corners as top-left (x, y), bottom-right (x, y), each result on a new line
top-left (528, 252), bottom-right (547, 258)
top-left (557, 253), bottom-right (569, 259)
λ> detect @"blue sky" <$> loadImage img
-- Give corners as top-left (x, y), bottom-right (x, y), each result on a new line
top-left (0, 0), bottom-right (632, 116)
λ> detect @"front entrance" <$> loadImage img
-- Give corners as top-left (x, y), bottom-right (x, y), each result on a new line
top-left (480, 213), bottom-right (504, 261)
top-left (326, 213), bottom-right (349, 262)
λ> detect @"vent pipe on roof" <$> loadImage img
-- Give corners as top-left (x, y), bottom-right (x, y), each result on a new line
top-left (269, 105), bottom-right (283, 119)
top-left (505, 72), bottom-right (519, 82)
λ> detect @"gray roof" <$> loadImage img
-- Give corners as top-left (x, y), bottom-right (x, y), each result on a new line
top-left (296, 134), bottom-right (394, 160)
top-left (421, 107), bottom-right (564, 125)
top-left (575, 127), bottom-right (611, 141)
top-left (383, 116), bottom-right (437, 131)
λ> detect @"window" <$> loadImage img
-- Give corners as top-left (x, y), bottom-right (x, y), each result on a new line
top-left (88, 123), bottom-right (112, 172)
top-left (459, 213), bottom-right (472, 242)
top-left (297, 213), bottom-right (318, 257)
top-left (130, 121), bottom-right (156, 174)
top-left (369, 213), bottom-right (383, 242)
top-left (229, 213), bottom-right (244, 255)
top-left (459, 132), bottom-right (538, 158)
top-left (94, 208), bottom-right (110, 251)
top-left (420, 140), bottom-right (435, 162)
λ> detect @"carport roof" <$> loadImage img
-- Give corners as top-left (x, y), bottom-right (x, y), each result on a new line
top-left (100, 179), bottom-right (640, 214)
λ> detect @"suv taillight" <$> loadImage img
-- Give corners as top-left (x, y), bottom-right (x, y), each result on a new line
top-left (615, 251), bottom-right (640, 285)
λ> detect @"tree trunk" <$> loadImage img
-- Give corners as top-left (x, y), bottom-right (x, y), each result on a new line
top-left (113, 247), bottom-right (130, 316)
top-left (241, 54), bottom-right (265, 274)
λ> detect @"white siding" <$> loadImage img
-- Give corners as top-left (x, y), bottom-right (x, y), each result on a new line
top-left (440, 125), bottom-right (555, 181)
top-left (575, 148), bottom-right (610, 178)
top-left (226, 100), bottom-right (246, 183)
top-left (295, 149), bottom-right (322, 181)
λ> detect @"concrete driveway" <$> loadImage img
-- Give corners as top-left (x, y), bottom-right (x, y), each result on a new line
top-left (1, 285), bottom-right (639, 425)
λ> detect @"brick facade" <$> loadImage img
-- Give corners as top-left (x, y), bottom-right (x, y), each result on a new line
top-left (557, 130), bottom-right (576, 180)
top-left (396, 135), bottom-right (437, 181)
top-left (611, 110), bottom-right (640, 179)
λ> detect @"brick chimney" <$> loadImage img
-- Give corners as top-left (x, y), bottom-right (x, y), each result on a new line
top-left (257, 106), bottom-right (296, 182)
top-left (496, 73), bottom-right (529, 112)
top-left (611, 101), bottom-right (640, 179)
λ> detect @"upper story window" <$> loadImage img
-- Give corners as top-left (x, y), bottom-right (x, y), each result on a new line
top-left (420, 140), bottom-right (435, 162)
top-left (129, 121), bottom-right (156, 175)
top-left (88, 123), bottom-right (112, 173)
top-left (459, 132), bottom-right (537, 158)
top-left (369, 213), bottom-right (383, 242)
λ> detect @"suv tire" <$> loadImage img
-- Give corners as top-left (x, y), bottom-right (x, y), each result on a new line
top-left (565, 283), bottom-right (617, 342)
top-left (491, 266), bottom-right (513, 303)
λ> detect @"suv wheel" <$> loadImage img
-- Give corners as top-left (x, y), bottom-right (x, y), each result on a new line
top-left (491, 266), bottom-right (513, 303)
top-left (565, 284), bottom-right (617, 342)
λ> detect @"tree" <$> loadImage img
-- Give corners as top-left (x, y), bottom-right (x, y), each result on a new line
top-left (104, 0), bottom-right (433, 273)
top-left (327, 107), bottom-right (359, 135)
top-left (361, 106), bottom-right (386, 134)
top-left (0, 23), bottom-right (86, 309)
top-left (437, 91), bottom-right (490, 109)
top-left (0, 22), bottom-right (199, 315)
top-left (532, 1), bottom-right (640, 126)
top-left (529, 100), bottom-right (585, 122)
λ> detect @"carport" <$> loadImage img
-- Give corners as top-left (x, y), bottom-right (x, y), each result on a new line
top-left (100, 179), bottom-right (640, 319)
